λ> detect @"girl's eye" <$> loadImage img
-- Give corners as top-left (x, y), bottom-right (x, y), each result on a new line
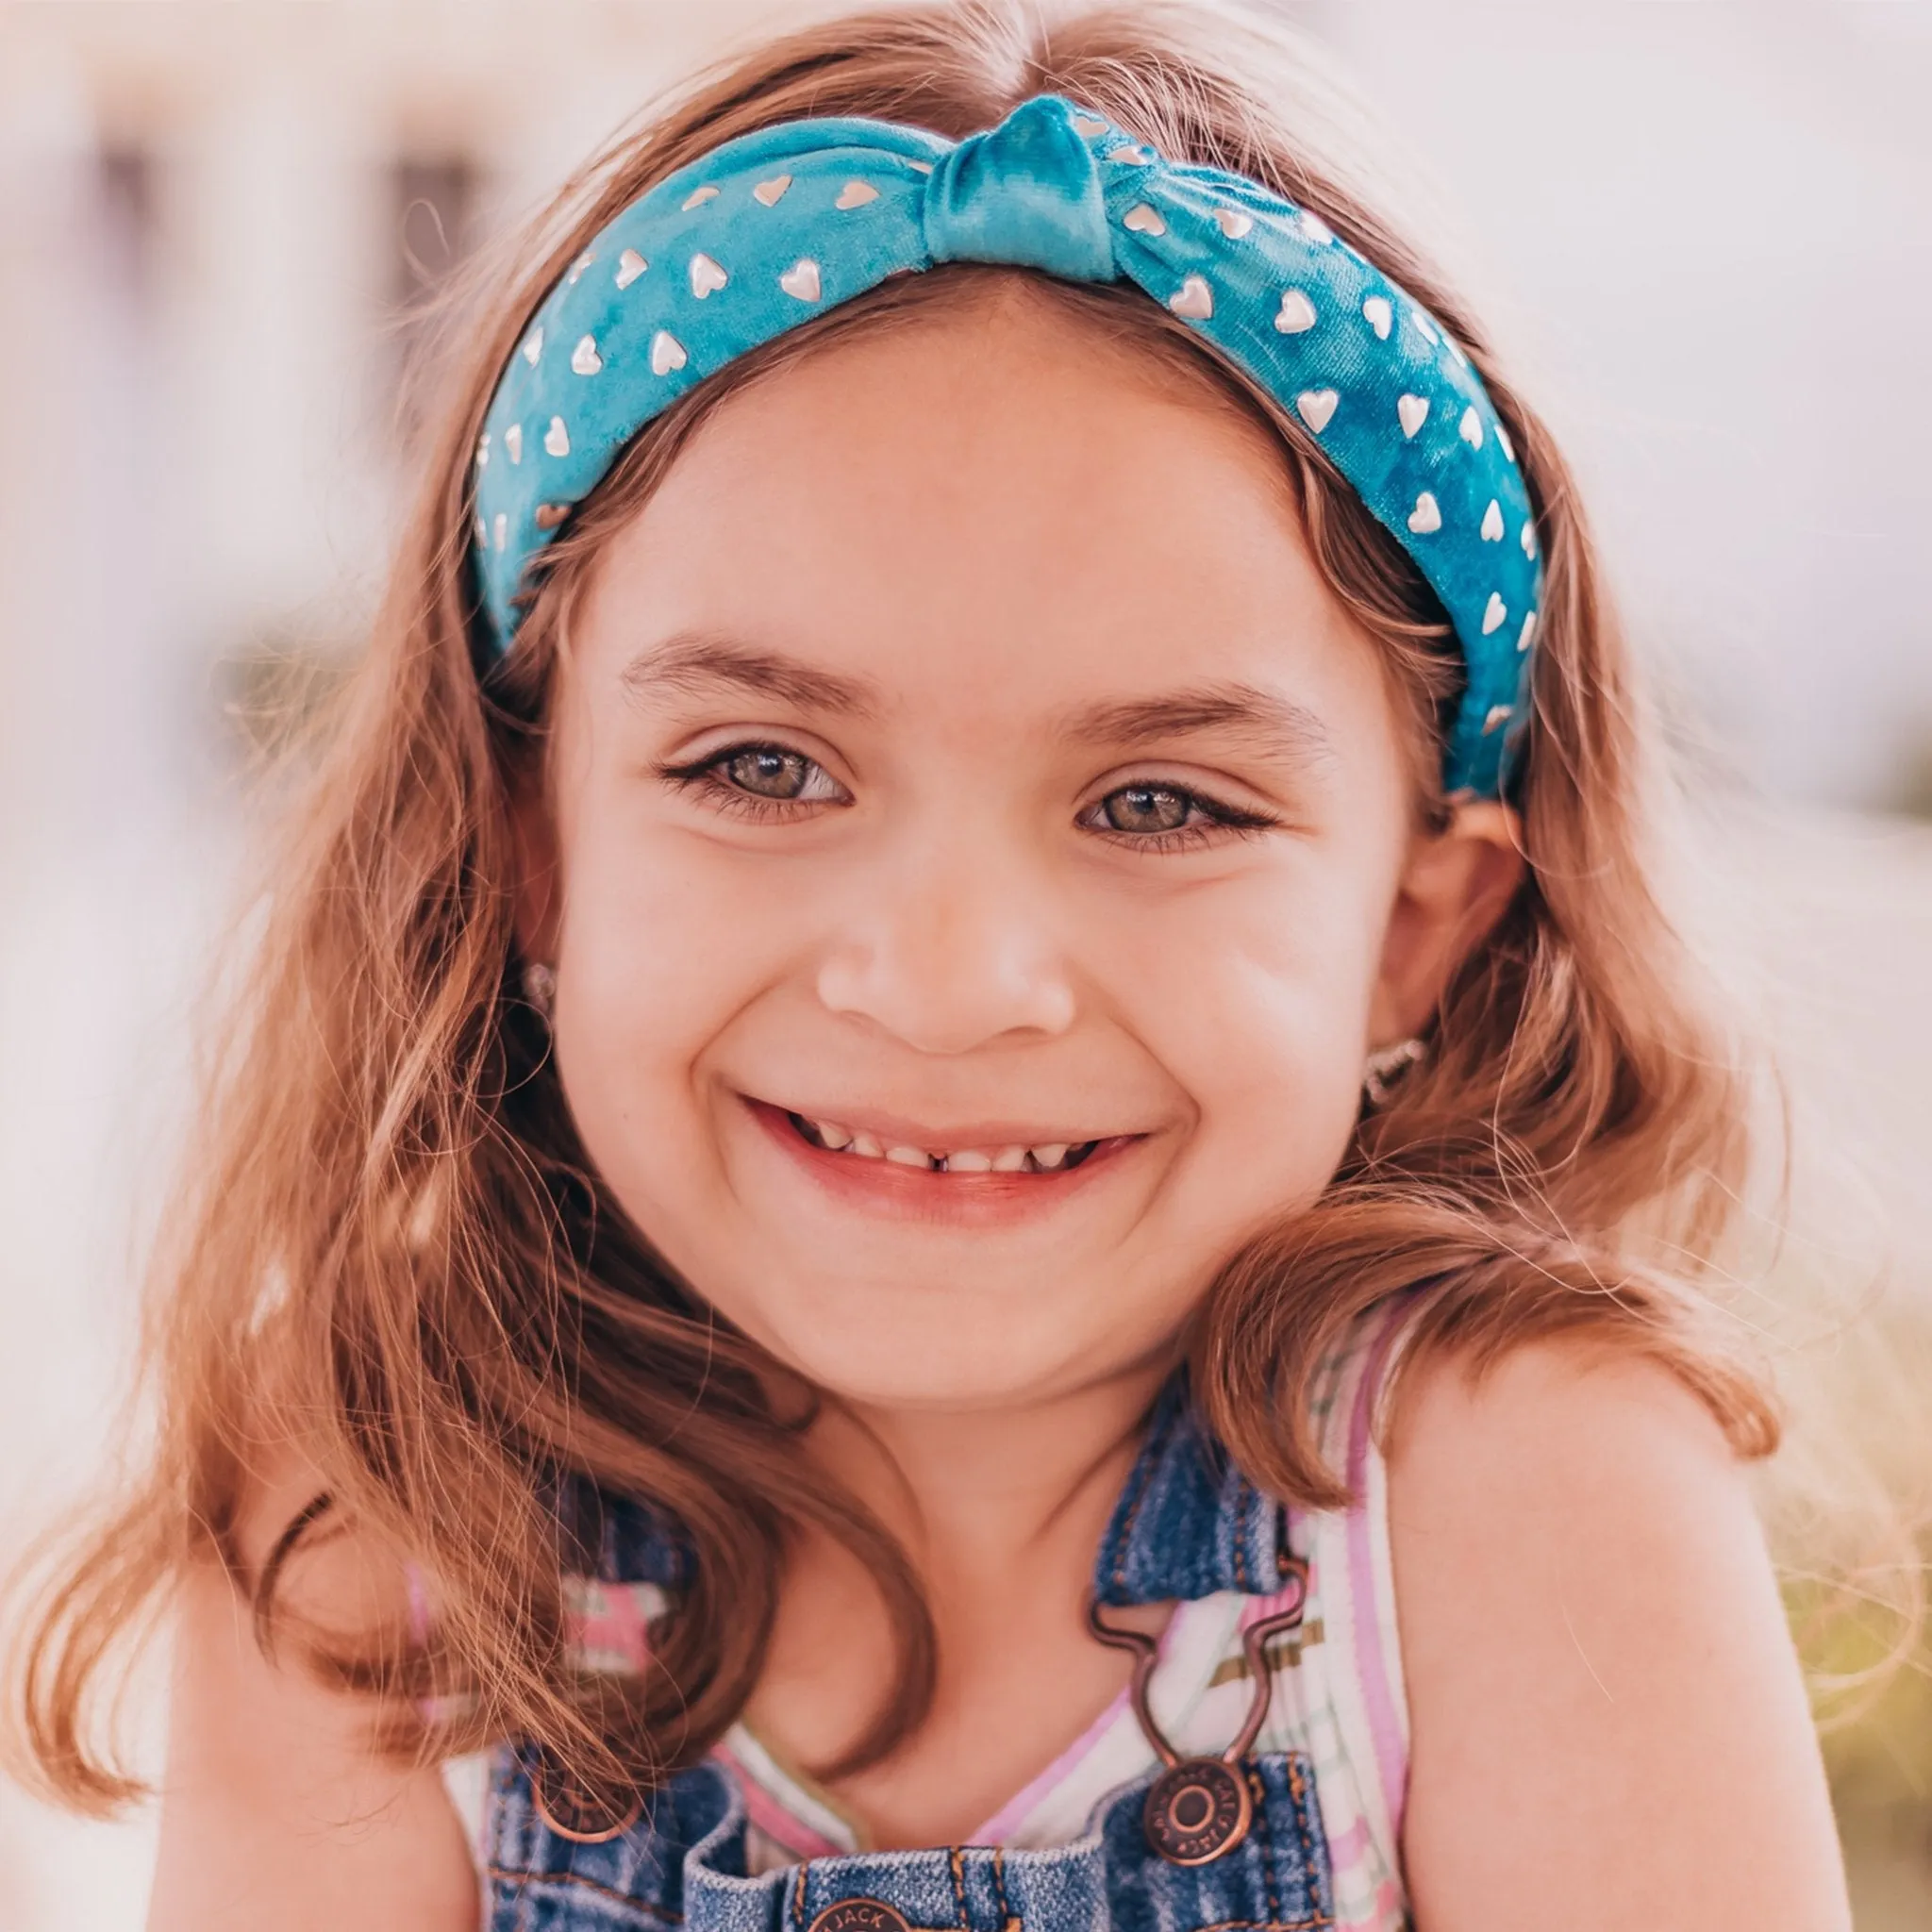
top-left (718, 746), bottom-right (823, 800)
top-left (1081, 781), bottom-right (1275, 848)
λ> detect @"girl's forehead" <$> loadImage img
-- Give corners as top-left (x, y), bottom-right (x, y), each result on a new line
top-left (570, 297), bottom-right (1377, 721)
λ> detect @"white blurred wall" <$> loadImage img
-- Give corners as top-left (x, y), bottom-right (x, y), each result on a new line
top-left (0, 3), bottom-right (1926, 1927)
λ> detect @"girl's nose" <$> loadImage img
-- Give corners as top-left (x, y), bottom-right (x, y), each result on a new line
top-left (814, 849), bottom-right (1077, 1055)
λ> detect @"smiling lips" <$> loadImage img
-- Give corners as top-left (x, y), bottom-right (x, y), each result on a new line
top-left (786, 1110), bottom-right (1104, 1174)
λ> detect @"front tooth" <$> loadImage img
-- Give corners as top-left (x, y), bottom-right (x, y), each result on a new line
top-left (849, 1132), bottom-right (884, 1158)
top-left (991, 1146), bottom-right (1029, 1173)
top-left (885, 1145), bottom-right (929, 1168)
top-left (1028, 1143), bottom-right (1071, 1171)
top-left (816, 1120), bottom-right (855, 1151)
top-left (947, 1149), bottom-right (994, 1173)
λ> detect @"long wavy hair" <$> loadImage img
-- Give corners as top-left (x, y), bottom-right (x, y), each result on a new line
top-left (8, 0), bottom-right (1780, 1814)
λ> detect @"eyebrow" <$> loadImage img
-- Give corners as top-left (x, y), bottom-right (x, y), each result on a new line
top-left (619, 631), bottom-right (881, 717)
top-left (1058, 682), bottom-right (1337, 771)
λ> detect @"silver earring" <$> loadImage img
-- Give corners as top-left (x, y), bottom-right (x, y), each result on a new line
top-left (522, 960), bottom-right (557, 1023)
top-left (1362, 1036), bottom-right (1425, 1108)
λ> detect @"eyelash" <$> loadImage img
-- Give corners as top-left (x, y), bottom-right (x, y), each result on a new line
top-left (659, 742), bottom-right (1281, 850)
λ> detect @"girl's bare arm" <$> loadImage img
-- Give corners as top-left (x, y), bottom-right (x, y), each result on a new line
top-left (147, 1469), bottom-right (478, 1932)
top-left (1391, 1339), bottom-right (1849, 1932)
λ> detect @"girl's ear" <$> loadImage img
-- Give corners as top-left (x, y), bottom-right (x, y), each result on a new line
top-left (1369, 800), bottom-right (1525, 1045)
top-left (508, 766), bottom-right (564, 968)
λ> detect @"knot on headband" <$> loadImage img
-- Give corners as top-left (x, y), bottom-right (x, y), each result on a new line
top-left (472, 93), bottom-right (1542, 797)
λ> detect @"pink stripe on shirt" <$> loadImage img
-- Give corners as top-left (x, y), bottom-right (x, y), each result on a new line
top-left (1345, 1307), bottom-right (1409, 1840)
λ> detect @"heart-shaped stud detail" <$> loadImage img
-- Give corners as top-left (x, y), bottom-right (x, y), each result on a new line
top-left (835, 180), bottom-right (878, 209)
top-left (1493, 422), bottom-right (1515, 462)
top-left (534, 503), bottom-right (571, 530)
top-left (682, 185), bottom-right (719, 210)
top-left (1459, 406), bottom-right (1484, 449)
top-left (1483, 705), bottom-right (1514, 735)
top-left (1480, 499), bottom-right (1504, 541)
top-left (650, 329), bottom-right (687, 375)
top-left (491, 511), bottom-right (507, 552)
top-left (779, 258), bottom-right (823, 302)
top-left (1445, 335), bottom-right (1470, 368)
top-left (1299, 211), bottom-right (1335, 246)
top-left (1072, 112), bottom-right (1108, 137)
top-left (504, 423), bottom-right (522, 465)
top-left (615, 248), bottom-right (647, 289)
top-left (1482, 592), bottom-right (1507, 635)
top-left (1412, 310), bottom-right (1440, 345)
top-left (571, 334), bottom-right (602, 376)
top-left (475, 431), bottom-right (489, 469)
top-left (1397, 393), bottom-right (1430, 438)
top-left (1517, 610), bottom-right (1538, 654)
top-left (1521, 522), bottom-right (1538, 559)
top-left (1296, 390), bottom-right (1339, 433)
top-left (752, 173), bottom-right (792, 207)
top-left (1274, 290), bottom-right (1316, 334)
top-left (543, 416), bottom-right (570, 458)
top-left (907, 159), bottom-right (933, 175)
top-left (1407, 491), bottom-right (1441, 534)
top-left (1168, 274), bottom-right (1213, 320)
top-left (1213, 207), bottom-right (1254, 239)
top-left (1123, 202), bottom-right (1166, 236)
top-left (521, 327), bottom-right (543, 366)
top-left (690, 252), bottom-right (727, 298)
top-left (565, 251), bottom-right (594, 285)
top-left (1362, 295), bottom-right (1392, 340)
top-left (1106, 143), bottom-right (1152, 165)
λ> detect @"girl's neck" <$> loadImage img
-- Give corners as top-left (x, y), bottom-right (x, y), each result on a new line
top-left (744, 1359), bottom-right (1175, 1847)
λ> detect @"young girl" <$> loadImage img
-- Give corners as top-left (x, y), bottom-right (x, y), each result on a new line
top-left (9, 4), bottom-right (1852, 1928)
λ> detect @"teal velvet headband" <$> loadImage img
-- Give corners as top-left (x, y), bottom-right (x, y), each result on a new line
top-left (473, 94), bottom-right (1541, 797)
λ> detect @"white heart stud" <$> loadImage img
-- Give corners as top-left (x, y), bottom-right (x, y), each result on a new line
top-left (1483, 704), bottom-right (1514, 735)
top-left (836, 180), bottom-right (879, 209)
top-left (1480, 499), bottom-right (1504, 541)
top-left (1482, 592), bottom-right (1507, 635)
top-left (1299, 211), bottom-right (1335, 246)
top-left (1106, 143), bottom-right (1152, 165)
top-left (650, 329), bottom-right (688, 375)
top-left (1493, 422), bottom-right (1515, 462)
top-left (1517, 610), bottom-right (1538, 654)
top-left (690, 252), bottom-right (727, 298)
top-left (1123, 202), bottom-right (1166, 236)
top-left (543, 415), bottom-right (569, 458)
top-left (1168, 274), bottom-right (1213, 320)
top-left (521, 326), bottom-right (543, 366)
top-left (1274, 289), bottom-right (1317, 334)
top-left (1072, 112), bottom-right (1108, 137)
top-left (533, 502), bottom-right (571, 530)
top-left (565, 251), bottom-right (594, 285)
top-left (752, 173), bottom-right (792, 207)
top-left (475, 430), bottom-right (489, 469)
top-left (1213, 207), bottom-right (1254, 239)
top-left (570, 334), bottom-right (602, 376)
top-left (1407, 491), bottom-right (1441, 534)
top-left (491, 511), bottom-right (507, 552)
top-left (906, 159), bottom-right (933, 175)
top-left (681, 185), bottom-right (719, 210)
top-left (615, 248), bottom-right (647, 289)
top-left (1397, 393), bottom-right (1430, 438)
top-left (1459, 406), bottom-right (1484, 449)
top-left (1362, 295), bottom-right (1392, 340)
top-left (504, 423), bottom-right (522, 465)
top-left (1521, 521), bottom-right (1538, 559)
top-left (779, 258), bottom-right (823, 302)
top-left (1411, 310), bottom-right (1439, 345)
top-left (1296, 390), bottom-right (1339, 433)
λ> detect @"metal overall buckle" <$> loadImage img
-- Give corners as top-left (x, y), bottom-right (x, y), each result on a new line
top-left (1087, 1557), bottom-right (1309, 1867)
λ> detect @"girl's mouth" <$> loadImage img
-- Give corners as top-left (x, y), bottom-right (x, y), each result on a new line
top-left (784, 1110), bottom-right (1102, 1174)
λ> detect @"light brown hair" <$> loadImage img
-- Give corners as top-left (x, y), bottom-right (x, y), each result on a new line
top-left (8, 0), bottom-right (1778, 1813)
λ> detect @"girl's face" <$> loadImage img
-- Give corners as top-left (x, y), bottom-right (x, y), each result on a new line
top-left (525, 288), bottom-right (1517, 1411)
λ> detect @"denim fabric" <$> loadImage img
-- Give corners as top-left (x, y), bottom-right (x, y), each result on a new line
top-left (486, 1747), bottom-right (1331, 1932)
top-left (487, 1386), bottom-right (1333, 1931)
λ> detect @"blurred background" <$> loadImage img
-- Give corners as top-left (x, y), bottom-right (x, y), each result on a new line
top-left (0, 0), bottom-right (1927, 1924)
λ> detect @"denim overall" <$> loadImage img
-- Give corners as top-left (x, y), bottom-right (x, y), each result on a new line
top-left (483, 1385), bottom-right (1337, 1932)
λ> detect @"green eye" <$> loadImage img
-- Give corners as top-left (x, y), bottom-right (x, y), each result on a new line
top-left (1101, 784), bottom-right (1194, 834)
top-left (721, 747), bottom-right (816, 799)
